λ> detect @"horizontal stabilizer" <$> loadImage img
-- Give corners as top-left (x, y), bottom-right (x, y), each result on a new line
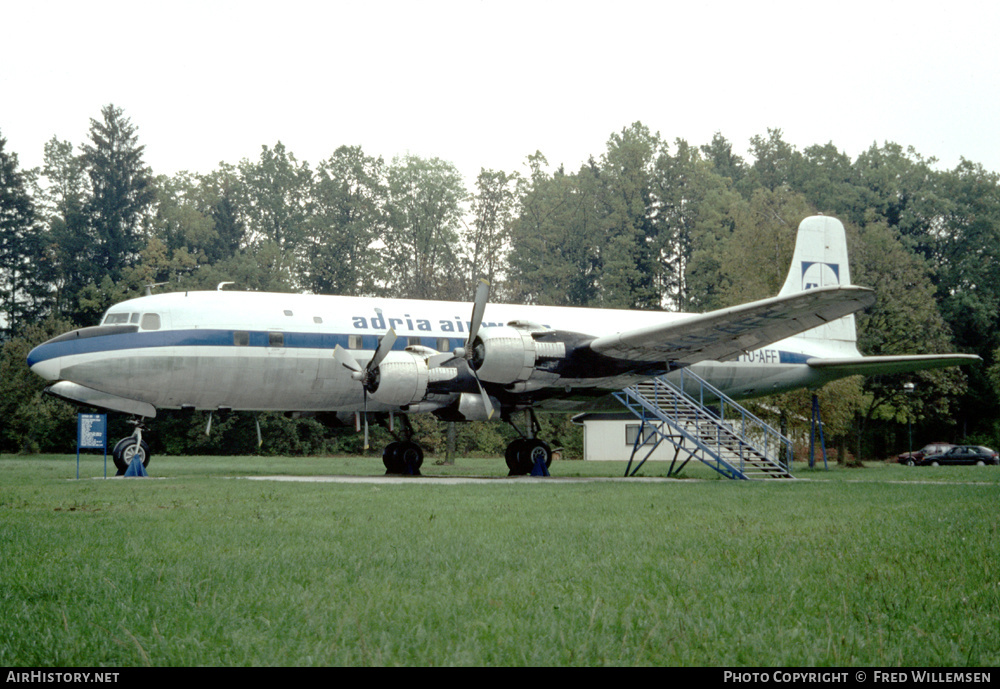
top-left (806, 354), bottom-right (981, 376)
top-left (44, 381), bottom-right (157, 418)
top-left (589, 285), bottom-right (875, 365)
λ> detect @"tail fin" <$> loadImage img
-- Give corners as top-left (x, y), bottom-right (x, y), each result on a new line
top-left (779, 216), bottom-right (860, 356)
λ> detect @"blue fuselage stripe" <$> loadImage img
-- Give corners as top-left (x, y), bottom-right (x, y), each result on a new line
top-left (28, 330), bottom-right (467, 367)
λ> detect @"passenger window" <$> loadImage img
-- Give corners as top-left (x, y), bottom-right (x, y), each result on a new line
top-left (407, 336), bottom-right (422, 347)
top-left (313, 316), bottom-right (323, 324)
top-left (234, 331), bottom-right (250, 346)
top-left (283, 310), bottom-right (293, 316)
top-left (348, 335), bottom-right (363, 350)
top-left (140, 313), bottom-right (161, 330)
top-left (269, 332), bottom-right (284, 347)
top-left (436, 338), bottom-right (450, 352)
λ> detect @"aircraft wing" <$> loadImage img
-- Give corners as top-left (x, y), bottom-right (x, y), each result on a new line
top-left (806, 353), bottom-right (981, 376)
top-left (588, 285), bottom-right (875, 365)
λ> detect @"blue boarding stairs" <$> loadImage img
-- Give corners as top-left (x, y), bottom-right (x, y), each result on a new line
top-left (612, 369), bottom-right (795, 480)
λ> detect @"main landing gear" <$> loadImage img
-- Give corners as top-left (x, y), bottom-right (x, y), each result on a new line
top-left (112, 419), bottom-right (151, 475)
top-left (380, 414), bottom-right (424, 475)
top-left (503, 409), bottom-right (552, 476)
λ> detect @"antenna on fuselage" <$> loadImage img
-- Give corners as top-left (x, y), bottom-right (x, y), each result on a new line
top-left (144, 282), bottom-right (167, 296)
top-left (217, 282), bottom-right (235, 291)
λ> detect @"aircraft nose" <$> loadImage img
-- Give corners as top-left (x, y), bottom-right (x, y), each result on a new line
top-left (27, 343), bottom-right (61, 381)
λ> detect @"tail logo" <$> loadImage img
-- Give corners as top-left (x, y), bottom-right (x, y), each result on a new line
top-left (801, 261), bottom-right (840, 290)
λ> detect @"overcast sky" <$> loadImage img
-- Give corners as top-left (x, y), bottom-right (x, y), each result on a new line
top-left (3, 0), bottom-right (999, 189)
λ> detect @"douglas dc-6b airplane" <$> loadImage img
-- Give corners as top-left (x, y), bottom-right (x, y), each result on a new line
top-left (28, 216), bottom-right (978, 474)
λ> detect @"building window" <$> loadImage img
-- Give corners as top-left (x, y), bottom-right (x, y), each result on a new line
top-left (625, 424), bottom-right (655, 446)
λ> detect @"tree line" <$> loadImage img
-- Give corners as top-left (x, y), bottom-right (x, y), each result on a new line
top-left (2, 106), bottom-right (999, 461)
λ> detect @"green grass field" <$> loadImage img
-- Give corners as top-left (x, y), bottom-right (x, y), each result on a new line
top-left (1, 454), bottom-right (998, 666)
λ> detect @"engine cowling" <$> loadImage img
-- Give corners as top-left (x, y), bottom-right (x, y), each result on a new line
top-left (368, 352), bottom-right (429, 407)
top-left (471, 323), bottom-right (567, 389)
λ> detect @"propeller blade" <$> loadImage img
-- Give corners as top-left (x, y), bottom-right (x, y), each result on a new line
top-left (334, 345), bottom-right (363, 375)
top-left (466, 279), bottom-right (490, 348)
top-left (469, 367), bottom-right (495, 420)
top-left (369, 328), bottom-right (397, 372)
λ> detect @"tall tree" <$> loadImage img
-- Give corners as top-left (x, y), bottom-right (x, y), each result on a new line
top-left (700, 132), bottom-right (746, 187)
top-left (0, 132), bottom-right (45, 337)
top-left (238, 142), bottom-right (312, 252)
top-left (384, 154), bottom-right (467, 300)
top-left (80, 104), bottom-right (155, 282)
top-left (305, 145), bottom-right (388, 296)
top-left (595, 123), bottom-right (661, 309)
top-left (35, 137), bottom-right (91, 319)
top-left (507, 153), bottom-right (602, 306)
top-left (655, 138), bottom-right (740, 312)
top-left (466, 168), bottom-right (518, 301)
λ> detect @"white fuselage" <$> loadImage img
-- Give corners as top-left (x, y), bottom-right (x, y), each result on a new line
top-left (28, 290), bottom-right (857, 416)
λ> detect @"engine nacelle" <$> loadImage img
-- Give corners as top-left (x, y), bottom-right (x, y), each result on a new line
top-left (368, 352), bottom-right (429, 407)
top-left (472, 323), bottom-right (567, 388)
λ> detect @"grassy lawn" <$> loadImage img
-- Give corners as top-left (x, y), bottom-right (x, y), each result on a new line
top-left (1, 454), bottom-right (998, 666)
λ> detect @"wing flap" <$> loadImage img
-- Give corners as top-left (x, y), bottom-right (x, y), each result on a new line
top-left (589, 285), bottom-right (875, 364)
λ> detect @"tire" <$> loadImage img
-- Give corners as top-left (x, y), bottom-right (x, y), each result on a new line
top-left (976, 460), bottom-right (985, 466)
top-left (506, 439), bottom-right (529, 475)
top-left (519, 439), bottom-right (552, 475)
top-left (906, 459), bottom-right (915, 466)
top-left (930, 461), bottom-right (940, 466)
top-left (383, 441), bottom-right (404, 474)
top-left (398, 441), bottom-right (423, 475)
top-left (112, 437), bottom-right (150, 473)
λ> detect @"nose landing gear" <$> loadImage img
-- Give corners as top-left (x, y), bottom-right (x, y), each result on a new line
top-left (112, 420), bottom-right (151, 475)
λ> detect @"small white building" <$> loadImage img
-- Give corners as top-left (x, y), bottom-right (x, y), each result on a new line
top-left (577, 413), bottom-right (681, 462)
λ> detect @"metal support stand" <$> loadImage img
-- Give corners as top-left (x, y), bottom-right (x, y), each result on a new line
top-left (809, 393), bottom-right (828, 470)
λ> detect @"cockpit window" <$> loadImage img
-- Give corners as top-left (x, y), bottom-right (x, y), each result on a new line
top-left (130, 313), bottom-right (141, 324)
top-left (140, 313), bottom-right (161, 331)
top-left (104, 312), bottom-right (131, 325)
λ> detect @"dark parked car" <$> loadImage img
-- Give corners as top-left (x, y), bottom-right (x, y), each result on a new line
top-left (897, 443), bottom-right (954, 466)
top-left (918, 445), bottom-right (999, 466)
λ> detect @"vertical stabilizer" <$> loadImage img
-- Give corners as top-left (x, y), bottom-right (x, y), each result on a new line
top-left (779, 216), bottom-right (860, 355)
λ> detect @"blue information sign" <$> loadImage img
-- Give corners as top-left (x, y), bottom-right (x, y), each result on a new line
top-left (76, 413), bottom-right (108, 478)
top-left (78, 413), bottom-right (107, 449)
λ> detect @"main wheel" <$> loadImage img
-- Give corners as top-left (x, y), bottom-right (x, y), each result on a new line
top-left (112, 437), bottom-right (150, 473)
top-left (398, 441), bottom-right (423, 475)
top-left (383, 442), bottom-right (403, 474)
top-left (506, 438), bottom-right (529, 475)
top-left (519, 439), bottom-right (552, 475)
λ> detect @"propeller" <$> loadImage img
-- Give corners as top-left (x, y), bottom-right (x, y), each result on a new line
top-left (452, 279), bottom-right (495, 420)
top-left (334, 329), bottom-right (398, 449)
